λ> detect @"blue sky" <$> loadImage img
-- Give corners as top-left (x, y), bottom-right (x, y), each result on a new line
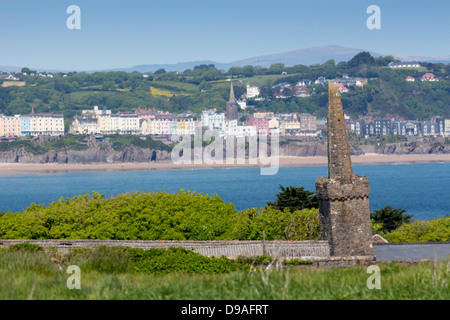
top-left (0, 0), bottom-right (448, 71)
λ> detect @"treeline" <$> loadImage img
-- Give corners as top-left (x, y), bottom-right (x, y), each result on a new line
top-left (0, 189), bottom-right (448, 242)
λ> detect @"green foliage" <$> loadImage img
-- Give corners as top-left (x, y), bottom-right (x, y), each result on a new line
top-left (1, 54), bottom-right (449, 121)
top-left (371, 206), bottom-right (413, 232)
top-left (108, 134), bottom-right (172, 151)
top-left (63, 246), bottom-right (244, 275)
top-left (383, 216), bottom-right (450, 242)
top-left (0, 190), bottom-right (237, 240)
top-left (228, 207), bottom-right (320, 241)
top-left (0, 135), bottom-right (88, 155)
top-left (283, 258), bottom-right (312, 266)
top-left (267, 185), bottom-right (318, 211)
top-left (7, 243), bottom-right (43, 252)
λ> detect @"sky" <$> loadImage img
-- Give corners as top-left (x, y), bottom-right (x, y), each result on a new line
top-left (0, 0), bottom-right (449, 71)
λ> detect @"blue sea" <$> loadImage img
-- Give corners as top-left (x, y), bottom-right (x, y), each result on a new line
top-left (0, 163), bottom-right (449, 220)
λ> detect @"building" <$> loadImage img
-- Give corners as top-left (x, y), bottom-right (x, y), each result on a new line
top-left (0, 115), bottom-right (21, 137)
top-left (253, 112), bottom-right (274, 119)
top-left (201, 110), bottom-right (225, 134)
top-left (399, 121), bottom-right (421, 136)
top-left (246, 85), bottom-right (260, 99)
top-left (246, 118), bottom-right (269, 136)
top-left (406, 76), bottom-right (415, 82)
top-left (388, 61), bottom-right (421, 68)
top-left (374, 119), bottom-right (392, 136)
top-left (314, 76), bottom-right (327, 85)
top-left (28, 113), bottom-right (64, 136)
top-left (280, 120), bottom-right (301, 136)
top-left (436, 117), bottom-right (445, 136)
top-left (422, 121), bottom-right (438, 136)
top-left (298, 113), bottom-right (317, 136)
top-left (421, 73), bottom-right (438, 82)
top-left (225, 82), bottom-right (239, 120)
top-left (445, 120), bottom-right (450, 136)
top-left (236, 125), bottom-right (257, 137)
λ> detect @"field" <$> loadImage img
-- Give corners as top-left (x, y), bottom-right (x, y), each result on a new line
top-left (0, 246), bottom-right (448, 300)
top-left (1, 81), bottom-right (26, 87)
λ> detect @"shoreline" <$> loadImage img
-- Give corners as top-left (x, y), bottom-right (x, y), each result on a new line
top-left (0, 153), bottom-right (449, 175)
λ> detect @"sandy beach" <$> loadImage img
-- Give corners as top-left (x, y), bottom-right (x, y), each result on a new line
top-left (0, 153), bottom-right (449, 175)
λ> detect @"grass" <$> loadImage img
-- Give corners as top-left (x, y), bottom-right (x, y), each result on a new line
top-left (0, 246), bottom-right (448, 300)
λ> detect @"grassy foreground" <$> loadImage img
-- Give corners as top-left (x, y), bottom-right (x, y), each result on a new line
top-left (0, 247), bottom-right (448, 300)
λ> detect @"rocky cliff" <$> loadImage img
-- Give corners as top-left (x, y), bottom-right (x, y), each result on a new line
top-left (0, 145), bottom-right (172, 164)
top-left (0, 137), bottom-right (448, 164)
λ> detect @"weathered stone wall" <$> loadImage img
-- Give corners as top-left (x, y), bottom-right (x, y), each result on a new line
top-left (0, 239), bottom-right (330, 259)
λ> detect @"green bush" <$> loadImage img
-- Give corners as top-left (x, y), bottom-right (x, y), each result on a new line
top-left (7, 243), bottom-right (44, 252)
top-left (228, 207), bottom-right (321, 240)
top-left (371, 206), bottom-right (412, 232)
top-left (0, 190), bottom-right (237, 240)
top-left (383, 216), bottom-right (450, 242)
top-left (267, 185), bottom-right (318, 211)
top-left (64, 246), bottom-right (245, 275)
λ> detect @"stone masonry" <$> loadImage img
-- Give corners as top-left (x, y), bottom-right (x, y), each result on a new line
top-left (316, 85), bottom-right (375, 258)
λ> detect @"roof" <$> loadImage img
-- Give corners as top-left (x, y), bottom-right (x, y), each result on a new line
top-left (422, 73), bottom-right (436, 78)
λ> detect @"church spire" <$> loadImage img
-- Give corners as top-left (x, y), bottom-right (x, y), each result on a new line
top-left (327, 84), bottom-right (353, 184)
top-left (229, 81), bottom-right (236, 103)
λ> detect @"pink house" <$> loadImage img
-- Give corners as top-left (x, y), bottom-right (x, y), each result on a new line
top-left (246, 118), bottom-right (270, 136)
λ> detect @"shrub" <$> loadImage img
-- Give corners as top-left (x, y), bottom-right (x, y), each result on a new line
top-left (227, 207), bottom-right (320, 240)
top-left (7, 243), bottom-right (44, 252)
top-left (267, 185), bottom-right (318, 211)
top-left (370, 206), bottom-right (412, 232)
top-left (0, 190), bottom-right (237, 240)
top-left (383, 216), bottom-right (450, 242)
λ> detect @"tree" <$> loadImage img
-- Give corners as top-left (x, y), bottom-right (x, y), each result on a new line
top-left (348, 52), bottom-right (376, 69)
top-left (154, 69), bottom-right (166, 75)
top-left (267, 185), bottom-right (318, 212)
top-left (370, 206), bottom-right (412, 232)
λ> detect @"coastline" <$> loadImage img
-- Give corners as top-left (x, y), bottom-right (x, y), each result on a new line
top-left (0, 153), bottom-right (449, 175)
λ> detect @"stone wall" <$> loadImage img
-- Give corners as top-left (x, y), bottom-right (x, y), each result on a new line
top-left (0, 239), bottom-right (330, 259)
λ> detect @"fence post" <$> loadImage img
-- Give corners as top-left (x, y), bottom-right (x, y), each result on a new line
top-left (262, 230), bottom-right (266, 256)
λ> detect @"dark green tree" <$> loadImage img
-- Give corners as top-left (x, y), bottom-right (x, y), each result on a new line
top-left (267, 185), bottom-right (318, 211)
top-left (370, 206), bottom-right (413, 232)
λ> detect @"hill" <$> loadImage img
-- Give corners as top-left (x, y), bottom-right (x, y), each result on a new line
top-left (0, 52), bottom-right (449, 121)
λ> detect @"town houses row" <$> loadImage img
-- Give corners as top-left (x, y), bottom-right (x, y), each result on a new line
top-left (69, 107), bottom-right (318, 137)
top-left (346, 116), bottom-right (450, 137)
top-left (0, 107), bottom-right (317, 138)
top-left (1, 108), bottom-right (450, 139)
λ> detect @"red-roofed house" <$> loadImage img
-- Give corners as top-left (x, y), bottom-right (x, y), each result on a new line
top-left (406, 76), bottom-right (415, 82)
top-left (421, 73), bottom-right (438, 82)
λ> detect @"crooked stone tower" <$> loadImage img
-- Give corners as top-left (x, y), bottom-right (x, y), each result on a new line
top-left (226, 81), bottom-right (239, 121)
top-left (315, 85), bottom-right (375, 258)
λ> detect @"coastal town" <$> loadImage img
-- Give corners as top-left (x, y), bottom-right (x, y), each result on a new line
top-left (1, 74), bottom-right (449, 140)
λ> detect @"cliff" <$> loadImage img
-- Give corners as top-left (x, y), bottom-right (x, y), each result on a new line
top-left (0, 145), bottom-right (171, 164)
top-left (0, 136), bottom-right (448, 164)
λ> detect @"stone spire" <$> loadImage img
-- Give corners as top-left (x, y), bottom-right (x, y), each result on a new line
top-left (315, 84), bottom-right (375, 259)
top-left (229, 81), bottom-right (236, 103)
top-left (327, 84), bottom-right (353, 184)
top-left (226, 81), bottom-right (238, 120)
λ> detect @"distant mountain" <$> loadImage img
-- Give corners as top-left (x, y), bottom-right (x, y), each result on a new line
top-left (393, 55), bottom-right (450, 64)
top-left (2, 46), bottom-right (449, 74)
top-left (216, 45), bottom-right (384, 69)
top-left (108, 45), bottom-right (450, 73)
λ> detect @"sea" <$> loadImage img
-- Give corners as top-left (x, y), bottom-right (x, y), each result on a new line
top-left (0, 162), bottom-right (449, 220)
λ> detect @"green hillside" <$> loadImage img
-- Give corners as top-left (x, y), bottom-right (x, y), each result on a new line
top-left (1, 53), bottom-right (449, 120)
